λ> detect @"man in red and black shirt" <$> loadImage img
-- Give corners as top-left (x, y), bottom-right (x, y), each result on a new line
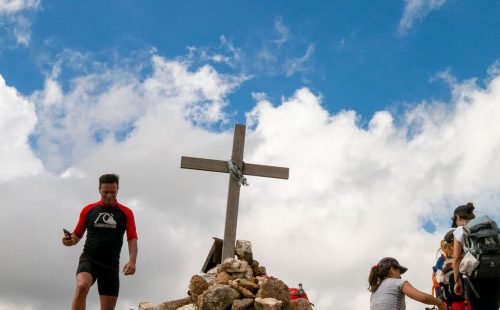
top-left (62, 174), bottom-right (138, 310)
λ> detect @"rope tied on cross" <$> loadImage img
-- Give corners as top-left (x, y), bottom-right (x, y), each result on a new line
top-left (227, 159), bottom-right (249, 186)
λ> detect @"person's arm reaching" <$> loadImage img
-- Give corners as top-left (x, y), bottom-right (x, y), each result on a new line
top-left (402, 281), bottom-right (446, 310)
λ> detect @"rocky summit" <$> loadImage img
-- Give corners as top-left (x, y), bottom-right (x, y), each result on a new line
top-left (138, 240), bottom-right (312, 310)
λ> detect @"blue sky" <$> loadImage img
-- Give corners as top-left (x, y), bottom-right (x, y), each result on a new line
top-left (3, 0), bottom-right (500, 123)
top-left (2, 1), bottom-right (500, 309)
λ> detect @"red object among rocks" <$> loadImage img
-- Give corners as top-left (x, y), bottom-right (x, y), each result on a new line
top-left (289, 287), bottom-right (309, 301)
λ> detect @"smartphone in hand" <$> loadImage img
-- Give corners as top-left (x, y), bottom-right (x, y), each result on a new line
top-left (63, 228), bottom-right (72, 239)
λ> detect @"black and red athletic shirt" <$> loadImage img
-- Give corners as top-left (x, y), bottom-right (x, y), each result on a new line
top-left (73, 200), bottom-right (138, 269)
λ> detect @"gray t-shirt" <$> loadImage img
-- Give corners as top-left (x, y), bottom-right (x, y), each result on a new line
top-left (370, 278), bottom-right (407, 310)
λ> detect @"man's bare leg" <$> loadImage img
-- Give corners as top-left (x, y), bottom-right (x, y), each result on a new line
top-left (72, 272), bottom-right (94, 310)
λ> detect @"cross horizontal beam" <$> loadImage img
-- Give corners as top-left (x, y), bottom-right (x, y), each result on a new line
top-left (181, 156), bottom-right (289, 180)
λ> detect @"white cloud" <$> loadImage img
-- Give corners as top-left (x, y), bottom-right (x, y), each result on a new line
top-left (1, 56), bottom-right (500, 310)
top-left (0, 0), bottom-right (40, 46)
top-left (184, 20), bottom-right (313, 80)
top-left (0, 74), bottom-right (44, 182)
top-left (28, 54), bottom-right (245, 172)
top-left (187, 36), bottom-right (244, 69)
top-left (284, 44), bottom-right (315, 77)
top-left (399, 0), bottom-right (447, 34)
top-left (255, 41), bottom-right (314, 78)
top-left (273, 17), bottom-right (290, 48)
top-left (0, 0), bottom-right (39, 13)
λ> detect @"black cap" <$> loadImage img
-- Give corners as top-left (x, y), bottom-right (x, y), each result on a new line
top-left (376, 257), bottom-right (408, 274)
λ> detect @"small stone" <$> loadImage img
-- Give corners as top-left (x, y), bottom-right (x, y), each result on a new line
top-left (156, 297), bottom-right (192, 310)
top-left (228, 279), bottom-right (240, 289)
top-left (256, 278), bottom-right (290, 308)
top-left (199, 284), bottom-right (241, 310)
top-left (207, 265), bottom-right (220, 274)
top-left (196, 294), bottom-right (203, 310)
top-left (138, 302), bottom-right (157, 310)
top-left (237, 285), bottom-right (255, 299)
top-left (254, 297), bottom-right (282, 310)
top-left (256, 276), bottom-right (269, 286)
top-left (215, 271), bottom-right (231, 285)
top-left (253, 266), bottom-right (267, 276)
top-left (232, 298), bottom-right (255, 310)
top-left (245, 265), bottom-right (254, 279)
top-left (221, 258), bottom-right (249, 274)
top-left (176, 304), bottom-right (196, 310)
top-left (239, 279), bottom-right (259, 292)
top-left (231, 272), bottom-right (246, 279)
top-left (287, 298), bottom-right (313, 310)
top-left (235, 240), bottom-right (253, 263)
top-left (188, 275), bottom-right (209, 300)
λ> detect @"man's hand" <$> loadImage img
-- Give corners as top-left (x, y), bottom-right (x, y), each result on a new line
top-left (62, 234), bottom-right (74, 246)
top-left (62, 233), bottom-right (79, 246)
top-left (123, 261), bottom-right (136, 276)
top-left (124, 239), bottom-right (138, 276)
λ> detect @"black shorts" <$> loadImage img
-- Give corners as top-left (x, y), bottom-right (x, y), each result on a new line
top-left (76, 257), bottom-right (120, 296)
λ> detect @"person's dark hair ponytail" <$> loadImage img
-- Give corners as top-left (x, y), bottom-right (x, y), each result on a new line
top-left (368, 265), bottom-right (390, 293)
top-left (452, 202), bottom-right (476, 227)
top-left (465, 202), bottom-right (474, 213)
top-left (462, 202), bottom-right (476, 220)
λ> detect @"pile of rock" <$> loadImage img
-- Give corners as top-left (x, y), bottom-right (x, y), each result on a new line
top-left (139, 240), bottom-right (312, 310)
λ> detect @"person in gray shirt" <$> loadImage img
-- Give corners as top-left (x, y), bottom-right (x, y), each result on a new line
top-left (369, 257), bottom-right (445, 310)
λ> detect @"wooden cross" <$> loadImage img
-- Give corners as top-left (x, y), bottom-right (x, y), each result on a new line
top-left (181, 124), bottom-right (289, 260)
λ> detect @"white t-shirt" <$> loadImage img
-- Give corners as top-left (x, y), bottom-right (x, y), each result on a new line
top-left (454, 226), bottom-right (464, 244)
top-left (370, 278), bottom-right (407, 310)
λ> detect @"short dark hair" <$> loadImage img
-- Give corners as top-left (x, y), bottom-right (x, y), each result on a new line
top-left (99, 174), bottom-right (119, 188)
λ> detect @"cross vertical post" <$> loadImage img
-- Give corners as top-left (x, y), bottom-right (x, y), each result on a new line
top-left (222, 124), bottom-right (245, 259)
